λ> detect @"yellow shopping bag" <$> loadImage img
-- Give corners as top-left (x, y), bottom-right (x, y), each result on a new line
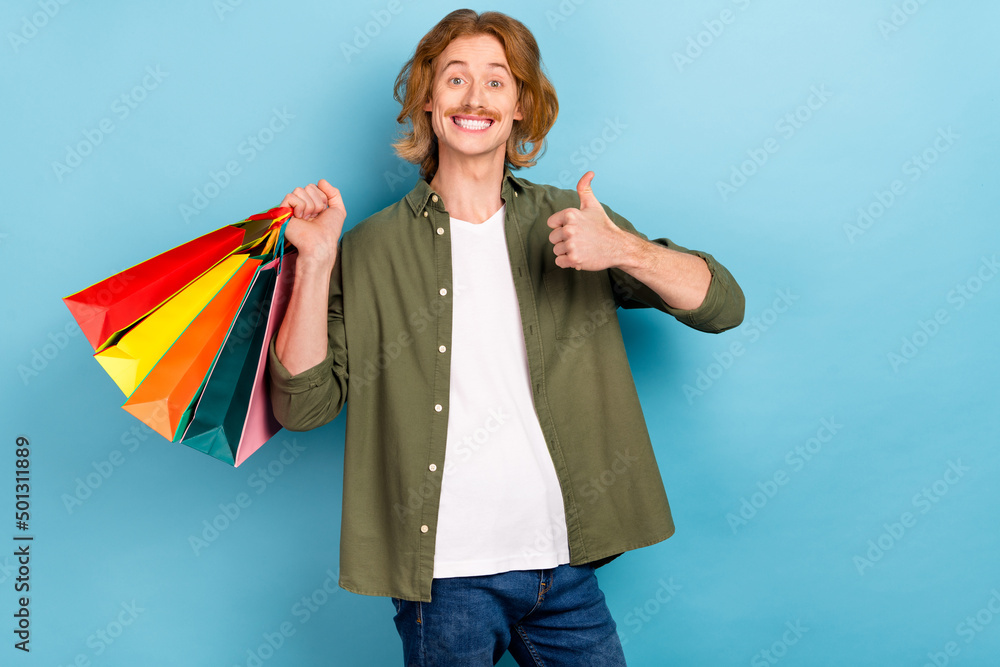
top-left (94, 255), bottom-right (250, 396)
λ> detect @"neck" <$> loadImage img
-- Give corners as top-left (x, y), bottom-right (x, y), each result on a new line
top-left (428, 150), bottom-right (506, 224)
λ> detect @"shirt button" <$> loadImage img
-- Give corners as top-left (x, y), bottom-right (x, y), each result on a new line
top-left (423, 210), bottom-right (429, 217)
top-left (436, 227), bottom-right (444, 235)
top-left (438, 345), bottom-right (446, 353)
top-left (420, 525), bottom-right (429, 533)
top-left (431, 194), bottom-right (439, 203)
top-left (429, 464), bottom-right (437, 472)
top-left (434, 404), bottom-right (443, 412)
top-left (514, 191), bottom-right (518, 197)
top-left (439, 288), bottom-right (447, 296)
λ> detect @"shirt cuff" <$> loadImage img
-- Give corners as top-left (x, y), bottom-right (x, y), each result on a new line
top-left (267, 334), bottom-right (335, 395)
top-left (661, 249), bottom-right (730, 330)
top-left (610, 240), bottom-right (743, 334)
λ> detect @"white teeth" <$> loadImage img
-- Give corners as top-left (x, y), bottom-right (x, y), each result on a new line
top-left (454, 117), bottom-right (492, 130)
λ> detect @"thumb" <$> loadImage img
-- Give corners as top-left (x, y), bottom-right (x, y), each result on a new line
top-left (317, 179), bottom-right (344, 210)
top-left (576, 171), bottom-right (601, 210)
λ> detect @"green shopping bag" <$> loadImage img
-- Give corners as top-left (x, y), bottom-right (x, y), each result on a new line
top-left (176, 256), bottom-right (281, 465)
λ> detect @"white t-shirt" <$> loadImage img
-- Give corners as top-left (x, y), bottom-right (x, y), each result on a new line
top-left (432, 203), bottom-right (571, 579)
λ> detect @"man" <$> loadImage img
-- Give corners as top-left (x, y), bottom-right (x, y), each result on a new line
top-left (269, 9), bottom-right (744, 666)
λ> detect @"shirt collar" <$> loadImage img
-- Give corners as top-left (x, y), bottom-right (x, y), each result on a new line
top-left (405, 165), bottom-right (524, 215)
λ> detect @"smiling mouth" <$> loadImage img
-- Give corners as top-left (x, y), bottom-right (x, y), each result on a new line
top-left (452, 115), bottom-right (495, 131)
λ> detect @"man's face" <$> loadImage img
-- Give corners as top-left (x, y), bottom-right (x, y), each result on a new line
top-left (423, 33), bottom-right (523, 167)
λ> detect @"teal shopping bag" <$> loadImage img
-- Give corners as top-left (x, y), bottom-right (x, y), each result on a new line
top-left (177, 255), bottom-right (282, 465)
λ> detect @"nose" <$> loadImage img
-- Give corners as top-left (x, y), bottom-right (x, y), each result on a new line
top-left (462, 78), bottom-right (485, 109)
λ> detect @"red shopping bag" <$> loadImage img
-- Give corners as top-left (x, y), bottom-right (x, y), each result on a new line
top-left (63, 215), bottom-right (283, 352)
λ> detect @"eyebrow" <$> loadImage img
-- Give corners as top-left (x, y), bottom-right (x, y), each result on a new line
top-left (441, 60), bottom-right (510, 75)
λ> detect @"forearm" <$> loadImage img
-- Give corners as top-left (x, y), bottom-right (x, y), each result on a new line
top-left (614, 230), bottom-right (712, 311)
top-left (268, 251), bottom-right (347, 431)
top-left (274, 253), bottom-right (335, 376)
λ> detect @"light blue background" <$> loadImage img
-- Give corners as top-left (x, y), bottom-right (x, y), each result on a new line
top-left (2, 1), bottom-right (999, 665)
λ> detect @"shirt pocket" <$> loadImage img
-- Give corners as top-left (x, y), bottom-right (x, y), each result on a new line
top-left (542, 266), bottom-right (616, 340)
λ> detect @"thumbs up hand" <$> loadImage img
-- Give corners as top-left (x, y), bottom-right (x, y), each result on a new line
top-left (546, 171), bottom-right (630, 271)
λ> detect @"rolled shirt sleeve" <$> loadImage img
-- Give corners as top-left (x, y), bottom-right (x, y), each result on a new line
top-left (267, 245), bottom-right (350, 431)
top-left (604, 206), bottom-right (745, 334)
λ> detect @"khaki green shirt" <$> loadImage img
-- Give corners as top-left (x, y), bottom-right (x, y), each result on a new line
top-left (268, 166), bottom-right (745, 602)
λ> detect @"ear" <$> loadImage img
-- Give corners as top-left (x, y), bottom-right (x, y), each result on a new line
top-left (423, 97), bottom-right (432, 112)
top-left (514, 100), bottom-right (523, 122)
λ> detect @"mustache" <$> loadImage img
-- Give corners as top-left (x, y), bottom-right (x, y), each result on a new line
top-left (444, 107), bottom-right (500, 122)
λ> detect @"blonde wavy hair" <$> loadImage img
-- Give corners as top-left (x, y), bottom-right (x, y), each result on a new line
top-left (392, 9), bottom-right (559, 181)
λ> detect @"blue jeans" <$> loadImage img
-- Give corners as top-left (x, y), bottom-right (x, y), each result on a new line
top-left (391, 563), bottom-right (627, 666)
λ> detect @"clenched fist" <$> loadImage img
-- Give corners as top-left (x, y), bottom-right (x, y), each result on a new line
top-left (280, 179), bottom-right (346, 269)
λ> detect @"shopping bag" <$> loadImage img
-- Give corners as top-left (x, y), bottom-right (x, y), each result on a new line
top-left (121, 257), bottom-right (263, 439)
top-left (64, 206), bottom-right (295, 467)
top-left (233, 252), bottom-right (296, 466)
top-left (178, 252), bottom-right (295, 466)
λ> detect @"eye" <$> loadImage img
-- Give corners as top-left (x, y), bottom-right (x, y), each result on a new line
top-left (449, 76), bottom-right (464, 85)
top-left (488, 80), bottom-right (502, 88)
